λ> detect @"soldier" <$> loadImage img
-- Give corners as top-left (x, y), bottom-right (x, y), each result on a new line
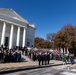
top-left (44, 52), bottom-right (47, 65)
top-left (47, 52), bottom-right (50, 64)
top-left (38, 52), bottom-right (42, 66)
top-left (41, 53), bottom-right (44, 65)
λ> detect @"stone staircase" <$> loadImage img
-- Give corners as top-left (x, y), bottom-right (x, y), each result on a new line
top-left (21, 55), bottom-right (32, 62)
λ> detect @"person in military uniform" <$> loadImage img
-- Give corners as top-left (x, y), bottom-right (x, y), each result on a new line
top-left (38, 52), bottom-right (42, 66)
top-left (44, 52), bottom-right (47, 65)
top-left (47, 52), bottom-right (50, 64)
top-left (41, 53), bottom-right (44, 65)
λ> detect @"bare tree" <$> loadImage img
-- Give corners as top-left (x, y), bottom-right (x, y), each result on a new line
top-left (46, 33), bottom-right (55, 42)
top-left (46, 33), bottom-right (55, 49)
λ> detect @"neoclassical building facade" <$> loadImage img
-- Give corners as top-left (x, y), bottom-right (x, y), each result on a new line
top-left (0, 8), bottom-right (36, 49)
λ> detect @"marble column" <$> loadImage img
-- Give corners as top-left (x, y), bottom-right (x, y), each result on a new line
top-left (16, 26), bottom-right (20, 47)
top-left (22, 28), bottom-right (26, 47)
top-left (67, 47), bottom-right (69, 54)
top-left (1, 22), bottom-right (6, 46)
top-left (64, 48), bottom-right (66, 54)
top-left (9, 25), bottom-right (14, 49)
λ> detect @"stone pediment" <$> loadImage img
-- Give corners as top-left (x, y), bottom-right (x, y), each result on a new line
top-left (0, 8), bottom-right (28, 23)
top-left (0, 8), bottom-right (35, 29)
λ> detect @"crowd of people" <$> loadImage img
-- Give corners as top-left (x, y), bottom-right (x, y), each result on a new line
top-left (62, 54), bottom-right (75, 65)
top-left (0, 45), bottom-right (22, 63)
top-left (37, 52), bottom-right (50, 66)
top-left (0, 44), bottom-right (75, 66)
top-left (0, 45), bottom-right (51, 66)
top-left (22, 48), bottom-right (52, 66)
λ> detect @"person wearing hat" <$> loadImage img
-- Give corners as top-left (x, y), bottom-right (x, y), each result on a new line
top-left (38, 52), bottom-right (42, 66)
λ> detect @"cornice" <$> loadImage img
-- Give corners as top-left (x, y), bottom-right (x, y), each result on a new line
top-left (27, 24), bottom-right (36, 30)
top-left (0, 13), bottom-right (28, 24)
top-left (0, 14), bottom-right (27, 28)
top-left (0, 13), bottom-right (36, 29)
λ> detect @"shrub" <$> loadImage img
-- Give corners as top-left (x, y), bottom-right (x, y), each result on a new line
top-left (62, 56), bottom-right (67, 62)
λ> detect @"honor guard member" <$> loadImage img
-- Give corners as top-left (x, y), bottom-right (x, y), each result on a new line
top-left (44, 52), bottom-right (47, 65)
top-left (47, 52), bottom-right (50, 64)
top-left (38, 52), bottom-right (42, 66)
top-left (41, 53), bottom-right (44, 65)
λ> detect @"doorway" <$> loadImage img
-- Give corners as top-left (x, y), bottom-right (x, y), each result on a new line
top-left (27, 41), bottom-right (30, 47)
top-left (4, 37), bottom-right (9, 47)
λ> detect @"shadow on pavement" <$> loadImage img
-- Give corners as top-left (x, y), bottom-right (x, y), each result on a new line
top-left (0, 63), bottom-right (63, 74)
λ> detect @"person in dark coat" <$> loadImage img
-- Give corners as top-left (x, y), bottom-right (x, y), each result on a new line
top-left (38, 52), bottom-right (42, 66)
top-left (25, 47), bottom-right (28, 56)
top-left (33, 53), bottom-right (36, 61)
top-left (0, 50), bottom-right (3, 61)
top-left (47, 52), bottom-right (50, 64)
top-left (1, 49), bottom-right (4, 60)
top-left (70, 56), bottom-right (75, 64)
top-left (9, 51), bottom-right (12, 62)
top-left (44, 52), bottom-right (47, 65)
top-left (22, 47), bottom-right (24, 55)
top-left (4, 52), bottom-right (10, 63)
top-left (41, 53), bottom-right (44, 65)
top-left (18, 51), bottom-right (21, 62)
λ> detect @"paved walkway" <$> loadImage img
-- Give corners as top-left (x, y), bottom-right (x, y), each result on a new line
top-left (0, 59), bottom-right (76, 73)
top-left (3, 66), bottom-right (76, 75)
top-left (0, 60), bottom-right (62, 70)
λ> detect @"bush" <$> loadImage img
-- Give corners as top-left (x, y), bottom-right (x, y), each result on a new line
top-left (62, 56), bottom-right (67, 62)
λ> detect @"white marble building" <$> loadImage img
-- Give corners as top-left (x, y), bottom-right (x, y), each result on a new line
top-left (0, 8), bottom-right (36, 49)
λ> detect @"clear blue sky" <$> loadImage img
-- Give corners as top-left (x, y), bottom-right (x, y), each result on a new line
top-left (0, 0), bottom-right (76, 39)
